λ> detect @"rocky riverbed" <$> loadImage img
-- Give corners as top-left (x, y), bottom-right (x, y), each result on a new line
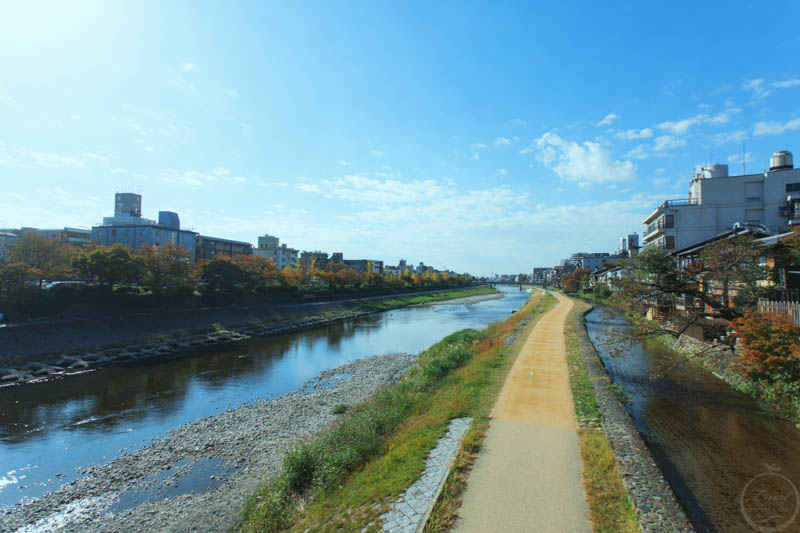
top-left (1, 353), bottom-right (416, 533)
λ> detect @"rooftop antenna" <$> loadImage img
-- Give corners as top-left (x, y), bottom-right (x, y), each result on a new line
top-left (742, 141), bottom-right (746, 175)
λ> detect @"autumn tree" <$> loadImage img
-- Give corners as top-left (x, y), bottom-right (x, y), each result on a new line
top-left (200, 257), bottom-right (246, 293)
top-left (732, 310), bottom-right (800, 382)
top-left (561, 268), bottom-right (590, 293)
top-left (136, 243), bottom-right (193, 295)
top-left (0, 262), bottom-right (42, 304)
top-left (9, 234), bottom-right (74, 287)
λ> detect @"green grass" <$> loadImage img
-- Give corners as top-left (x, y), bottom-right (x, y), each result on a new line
top-left (354, 286), bottom-right (498, 312)
top-left (239, 290), bottom-right (553, 532)
top-left (565, 301), bottom-right (639, 533)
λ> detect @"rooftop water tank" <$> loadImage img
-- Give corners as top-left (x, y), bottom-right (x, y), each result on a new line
top-left (770, 151), bottom-right (793, 171)
top-left (158, 211), bottom-right (180, 230)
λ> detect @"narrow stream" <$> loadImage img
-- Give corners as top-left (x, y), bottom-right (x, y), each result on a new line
top-left (0, 286), bottom-right (528, 510)
top-left (586, 306), bottom-right (800, 533)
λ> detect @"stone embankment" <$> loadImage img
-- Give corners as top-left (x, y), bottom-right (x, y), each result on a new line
top-left (574, 307), bottom-right (694, 533)
top-left (0, 309), bottom-right (376, 386)
top-left (0, 353), bottom-right (416, 533)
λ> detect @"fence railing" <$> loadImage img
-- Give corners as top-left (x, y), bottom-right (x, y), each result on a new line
top-left (758, 299), bottom-right (800, 327)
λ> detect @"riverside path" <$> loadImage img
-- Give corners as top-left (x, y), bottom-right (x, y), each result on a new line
top-left (454, 292), bottom-right (591, 532)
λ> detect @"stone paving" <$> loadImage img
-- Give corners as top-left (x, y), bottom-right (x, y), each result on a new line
top-left (380, 417), bottom-right (472, 533)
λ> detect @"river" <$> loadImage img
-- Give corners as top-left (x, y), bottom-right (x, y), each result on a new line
top-left (0, 286), bottom-right (528, 510)
top-left (586, 306), bottom-right (800, 533)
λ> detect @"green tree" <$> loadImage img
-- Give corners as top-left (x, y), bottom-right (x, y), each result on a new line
top-left (201, 257), bottom-right (246, 292)
top-left (0, 262), bottom-right (42, 305)
top-left (72, 244), bottom-right (142, 289)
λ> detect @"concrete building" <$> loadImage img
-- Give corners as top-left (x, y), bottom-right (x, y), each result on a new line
top-left (91, 193), bottom-right (198, 262)
top-left (254, 235), bottom-right (298, 269)
top-left (643, 150), bottom-right (800, 251)
top-left (532, 267), bottom-right (552, 284)
top-left (342, 259), bottom-right (384, 274)
top-left (619, 233), bottom-right (639, 258)
top-left (196, 235), bottom-right (253, 261)
top-left (0, 232), bottom-right (17, 263)
top-left (299, 251), bottom-right (330, 270)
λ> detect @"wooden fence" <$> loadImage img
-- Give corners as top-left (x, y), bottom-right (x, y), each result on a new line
top-left (758, 299), bottom-right (800, 327)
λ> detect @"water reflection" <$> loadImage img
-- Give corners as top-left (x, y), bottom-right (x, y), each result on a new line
top-left (586, 306), bottom-right (800, 533)
top-left (0, 286), bottom-right (528, 508)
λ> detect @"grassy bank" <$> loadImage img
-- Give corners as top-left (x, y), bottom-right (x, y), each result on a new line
top-left (239, 289), bottom-right (553, 532)
top-left (565, 300), bottom-right (639, 533)
top-left (354, 285), bottom-right (499, 312)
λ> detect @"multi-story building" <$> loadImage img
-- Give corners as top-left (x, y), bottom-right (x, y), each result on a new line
top-left (14, 227), bottom-right (92, 245)
top-left (532, 267), bottom-right (552, 284)
top-left (619, 233), bottom-right (639, 258)
top-left (91, 193), bottom-right (198, 262)
top-left (196, 235), bottom-right (253, 261)
top-left (299, 251), bottom-right (330, 270)
top-left (643, 150), bottom-right (799, 251)
top-left (342, 259), bottom-right (384, 274)
top-left (253, 235), bottom-right (298, 269)
top-left (0, 232), bottom-right (17, 263)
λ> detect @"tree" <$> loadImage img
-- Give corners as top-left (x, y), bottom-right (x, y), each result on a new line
top-left (0, 262), bottom-right (42, 305)
top-left (732, 310), bottom-right (800, 382)
top-left (9, 234), bottom-right (74, 287)
top-left (561, 268), bottom-right (590, 293)
top-left (201, 257), bottom-right (245, 293)
top-left (72, 244), bottom-right (142, 289)
top-left (136, 243), bottom-right (193, 295)
top-left (699, 235), bottom-right (766, 311)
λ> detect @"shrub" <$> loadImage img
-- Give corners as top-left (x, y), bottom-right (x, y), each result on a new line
top-left (732, 310), bottom-right (800, 382)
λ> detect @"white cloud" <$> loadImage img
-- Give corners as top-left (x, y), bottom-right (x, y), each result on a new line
top-left (181, 62), bottom-right (198, 72)
top-left (519, 147), bottom-right (533, 154)
top-left (494, 137), bottom-right (511, 146)
top-left (82, 153), bottom-right (111, 161)
top-left (771, 78), bottom-right (800, 89)
top-left (0, 94), bottom-right (16, 106)
top-left (614, 128), bottom-right (653, 140)
top-left (301, 174), bottom-right (449, 205)
top-left (30, 152), bottom-right (86, 169)
top-left (511, 118), bottom-right (527, 127)
top-left (657, 109), bottom-right (740, 136)
top-left (144, 146), bottom-right (154, 152)
top-left (337, 160), bottom-right (352, 166)
top-left (727, 152), bottom-right (753, 164)
top-left (226, 88), bottom-right (239, 98)
top-left (578, 181), bottom-right (592, 190)
top-left (625, 144), bottom-right (650, 160)
top-left (596, 113), bottom-right (619, 127)
top-left (754, 117), bottom-right (800, 135)
top-left (742, 78), bottom-right (770, 99)
top-left (69, 114), bottom-right (81, 120)
top-left (296, 183), bottom-right (327, 195)
top-left (712, 130), bottom-right (747, 144)
top-left (471, 143), bottom-right (488, 150)
top-left (498, 169), bottom-right (508, 175)
top-left (534, 132), bottom-right (636, 183)
top-left (212, 167), bottom-right (231, 176)
top-left (653, 135), bottom-right (686, 151)
top-left (370, 149), bottom-right (385, 157)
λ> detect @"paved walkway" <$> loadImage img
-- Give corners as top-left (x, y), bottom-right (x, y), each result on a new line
top-left (454, 292), bottom-right (592, 532)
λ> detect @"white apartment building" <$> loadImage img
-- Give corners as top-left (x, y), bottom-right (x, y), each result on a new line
top-left (643, 150), bottom-right (799, 250)
top-left (254, 234), bottom-right (298, 269)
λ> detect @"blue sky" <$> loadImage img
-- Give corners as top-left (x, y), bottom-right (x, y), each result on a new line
top-left (1, 1), bottom-right (799, 275)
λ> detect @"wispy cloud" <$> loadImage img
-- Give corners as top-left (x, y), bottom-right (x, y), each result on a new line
top-left (614, 128), bottom-right (653, 140)
top-left (370, 149), bottom-right (385, 157)
top-left (337, 160), bottom-right (352, 166)
top-left (742, 78), bottom-right (770, 99)
top-left (534, 132), bottom-right (636, 183)
top-left (511, 118), bottom-right (527, 127)
top-left (771, 78), bottom-right (800, 89)
top-left (498, 169), bottom-right (508, 175)
top-left (181, 62), bottom-right (198, 72)
top-left (653, 135), bottom-right (686, 151)
top-left (494, 137), bottom-right (511, 146)
top-left (471, 143), bottom-right (488, 150)
top-left (754, 117), bottom-right (800, 136)
top-left (0, 94), bottom-right (16, 106)
top-left (30, 152), bottom-right (86, 169)
top-left (712, 130), bottom-right (747, 144)
top-left (596, 113), bottom-right (619, 127)
top-left (657, 109), bottom-right (740, 135)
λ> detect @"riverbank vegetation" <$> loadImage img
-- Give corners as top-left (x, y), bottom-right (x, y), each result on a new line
top-left (581, 237), bottom-right (800, 424)
top-left (565, 301), bottom-right (639, 533)
top-left (239, 291), bottom-right (554, 532)
top-left (354, 286), bottom-right (498, 312)
top-left (0, 235), bottom-right (475, 320)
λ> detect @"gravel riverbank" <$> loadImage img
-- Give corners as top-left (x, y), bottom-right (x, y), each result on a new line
top-left (1, 353), bottom-right (415, 533)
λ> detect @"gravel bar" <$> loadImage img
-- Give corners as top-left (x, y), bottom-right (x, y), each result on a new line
top-left (1, 353), bottom-right (416, 533)
top-left (574, 306), bottom-right (695, 533)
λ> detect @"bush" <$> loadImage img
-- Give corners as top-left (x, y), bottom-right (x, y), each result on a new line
top-left (732, 310), bottom-right (800, 382)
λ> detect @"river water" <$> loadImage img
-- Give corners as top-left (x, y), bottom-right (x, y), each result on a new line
top-left (586, 306), bottom-right (800, 533)
top-left (0, 286), bottom-right (528, 510)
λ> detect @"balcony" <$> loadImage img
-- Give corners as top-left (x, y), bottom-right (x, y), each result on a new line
top-left (645, 218), bottom-right (675, 239)
top-left (662, 198), bottom-right (699, 208)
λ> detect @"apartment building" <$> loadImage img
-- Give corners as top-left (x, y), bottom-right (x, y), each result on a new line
top-left (195, 235), bottom-right (253, 261)
top-left (643, 150), bottom-right (799, 251)
top-left (253, 234), bottom-right (298, 269)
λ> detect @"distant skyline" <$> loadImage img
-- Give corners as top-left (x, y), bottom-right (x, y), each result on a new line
top-left (1, 1), bottom-right (799, 275)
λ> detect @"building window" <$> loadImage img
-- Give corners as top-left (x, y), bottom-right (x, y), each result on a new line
top-left (665, 236), bottom-right (675, 249)
top-left (111, 229), bottom-right (117, 237)
top-left (787, 183), bottom-right (800, 193)
top-left (664, 214), bottom-right (674, 228)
